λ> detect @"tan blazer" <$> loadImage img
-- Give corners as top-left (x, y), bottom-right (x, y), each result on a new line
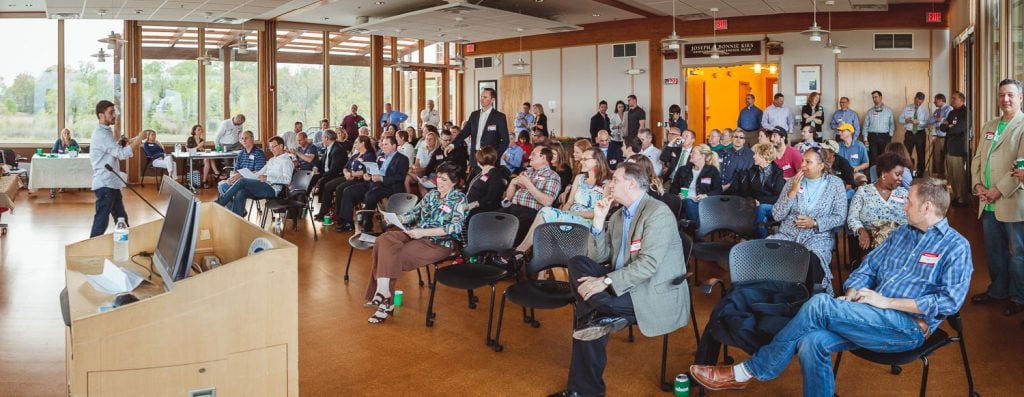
top-left (590, 195), bottom-right (690, 337)
top-left (972, 112), bottom-right (1024, 221)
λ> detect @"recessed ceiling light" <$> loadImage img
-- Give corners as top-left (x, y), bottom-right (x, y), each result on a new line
top-left (592, 13), bottom-right (600, 17)
top-left (535, 0), bottom-right (543, 2)
top-left (375, 1), bottom-right (384, 4)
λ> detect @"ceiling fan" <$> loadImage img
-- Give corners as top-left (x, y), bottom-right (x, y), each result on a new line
top-left (660, 0), bottom-right (687, 52)
top-left (801, 0), bottom-right (829, 42)
top-left (822, 1), bottom-right (847, 54)
top-left (232, 35), bottom-right (256, 55)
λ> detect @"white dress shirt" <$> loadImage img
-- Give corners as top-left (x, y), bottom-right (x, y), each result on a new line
top-left (90, 123), bottom-right (133, 190)
top-left (215, 119), bottom-right (243, 146)
top-left (420, 108), bottom-right (440, 127)
top-left (259, 154), bottom-right (295, 193)
top-left (477, 106), bottom-right (492, 148)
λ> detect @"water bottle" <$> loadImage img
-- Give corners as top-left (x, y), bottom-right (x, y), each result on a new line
top-left (174, 143), bottom-right (182, 154)
top-left (273, 213), bottom-right (284, 235)
top-left (113, 217), bottom-right (129, 262)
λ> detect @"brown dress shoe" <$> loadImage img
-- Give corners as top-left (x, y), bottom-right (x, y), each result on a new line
top-left (690, 365), bottom-right (750, 391)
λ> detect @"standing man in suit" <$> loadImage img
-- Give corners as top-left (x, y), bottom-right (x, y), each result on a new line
top-left (335, 135), bottom-right (409, 231)
top-left (549, 162), bottom-right (690, 397)
top-left (312, 130), bottom-right (348, 220)
top-left (590, 100), bottom-right (611, 142)
top-left (447, 87), bottom-right (509, 168)
top-left (971, 79), bottom-right (1024, 318)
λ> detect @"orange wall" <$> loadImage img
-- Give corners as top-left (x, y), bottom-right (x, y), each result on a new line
top-left (687, 65), bottom-right (773, 139)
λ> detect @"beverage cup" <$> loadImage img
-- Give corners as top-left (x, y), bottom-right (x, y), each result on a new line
top-left (1016, 158), bottom-right (1024, 170)
top-left (680, 187), bottom-right (689, 198)
top-left (323, 215), bottom-right (332, 226)
top-left (394, 290), bottom-right (404, 307)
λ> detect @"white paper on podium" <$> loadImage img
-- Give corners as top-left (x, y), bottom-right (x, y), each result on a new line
top-left (381, 212), bottom-right (408, 231)
top-left (361, 162), bottom-right (381, 176)
top-left (85, 259), bottom-right (144, 295)
top-left (236, 168), bottom-right (259, 180)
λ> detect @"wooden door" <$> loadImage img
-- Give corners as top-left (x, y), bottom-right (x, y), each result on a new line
top-left (739, 81), bottom-right (752, 110)
top-left (765, 77), bottom-right (778, 107)
top-left (499, 75), bottom-right (531, 133)
top-left (837, 61), bottom-right (930, 143)
top-left (686, 73), bottom-right (706, 142)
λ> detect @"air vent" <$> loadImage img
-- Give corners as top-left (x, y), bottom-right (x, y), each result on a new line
top-left (874, 33), bottom-right (913, 50)
top-left (546, 26), bottom-right (578, 33)
top-left (212, 17), bottom-right (241, 24)
top-left (440, 5), bottom-right (477, 14)
top-left (48, 12), bottom-right (80, 19)
top-left (613, 43), bottom-right (638, 58)
top-left (474, 57), bottom-right (494, 68)
top-left (852, 4), bottom-right (888, 11)
top-left (679, 13), bottom-right (710, 21)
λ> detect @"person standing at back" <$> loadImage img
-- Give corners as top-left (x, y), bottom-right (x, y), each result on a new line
top-left (590, 100), bottom-right (611, 142)
top-left (863, 91), bottom-right (895, 165)
top-left (737, 94), bottom-right (763, 146)
top-left (215, 114), bottom-right (246, 152)
top-left (447, 88), bottom-right (509, 168)
top-left (89, 100), bottom-right (142, 238)
top-left (901, 92), bottom-right (930, 178)
top-left (928, 93), bottom-right (954, 178)
top-left (943, 92), bottom-right (970, 207)
top-left (830, 97), bottom-right (862, 143)
top-left (625, 94), bottom-right (647, 140)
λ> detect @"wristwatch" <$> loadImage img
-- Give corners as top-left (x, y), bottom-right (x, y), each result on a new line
top-left (603, 277), bottom-right (613, 286)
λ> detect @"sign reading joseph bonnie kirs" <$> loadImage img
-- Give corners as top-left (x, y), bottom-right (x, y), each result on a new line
top-left (684, 41), bottom-right (761, 58)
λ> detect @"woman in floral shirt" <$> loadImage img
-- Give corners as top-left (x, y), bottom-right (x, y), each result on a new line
top-left (847, 152), bottom-right (909, 259)
top-left (364, 162), bottom-right (468, 324)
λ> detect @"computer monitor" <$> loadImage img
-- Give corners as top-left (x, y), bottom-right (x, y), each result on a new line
top-left (152, 176), bottom-right (201, 291)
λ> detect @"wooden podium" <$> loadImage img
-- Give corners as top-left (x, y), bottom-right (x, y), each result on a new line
top-left (64, 203), bottom-right (298, 397)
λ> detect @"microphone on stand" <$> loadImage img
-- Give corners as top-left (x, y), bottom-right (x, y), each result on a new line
top-left (105, 164), bottom-right (164, 217)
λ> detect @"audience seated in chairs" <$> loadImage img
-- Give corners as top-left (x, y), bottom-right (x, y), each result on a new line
top-left (729, 142), bottom-right (786, 238)
top-left (497, 145), bottom-right (562, 245)
top-left (52, 128), bottom-right (79, 154)
top-left (288, 131), bottom-right (319, 171)
top-left (214, 136), bottom-right (293, 217)
top-left (691, 178), bottom-right (972, 397)
top-left (405, 127), bottom-right (444, 196)
top-left (718, 130), bottom-right (754, 192)
top-left (363, 162), bottom-right (468, 324)
top-left (796, 125), bottom-right (822, 154)
top-left (847, 152), bottom-right (910, 261)
top-left (570, 138), bottom-right (593, 177)
top-left (548, 162), bottom-right (690, 397)
top-left (821, 139), bottom-right (858, 199)
top-left (501, 131), bottom-right (527, 173)
top-left (884, 142), bottom-right (915, 188)
top-left (335, 135), bottom-right (409, 232)
top-left (625, 154), bottom-right (670, 211)
top-left (186, 124), bottom-right (220, 186)
top-left (497, 147), bottom-right (612, 267)
top-left (217, 130), bottom-right (265, 196)
top-left (442, 127), bottom-right (469, 171)
top-left (311, 130), bottom-right (352, 220)
top-left (549, 141), bottom-right (575, 202)
top-left (465, 146), bottom-right (507, 218)
top-left (142, 129), bottom-right (177, 181)
top-left (670, 144), bottom-right (723, 231)
top-left (767, 148), bottom-right (849, 293)
top-left (594, 130), bottom-right (624, 170)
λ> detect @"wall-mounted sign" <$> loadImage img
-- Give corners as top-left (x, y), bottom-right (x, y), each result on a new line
top-left (465, 43), bottom-right (476, 54)
top-left (926, 12), bottom-right (942, 23)
top-left (664, 78), bottom-right (679, 85)
top-left (714, 19), bottom-right (728, 30)
top-left (684, 41), bottom-right (760, 58)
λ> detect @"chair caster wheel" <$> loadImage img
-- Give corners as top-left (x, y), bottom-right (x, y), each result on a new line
top-left (724, 356), bottom-right (735, 365)
top-left (493, 344), bottom-right (504, 352)
top-left (426, 319), bottom-right (434, 327)
top-left (418, 280), bottom-right (425, 287)
top-left (469, 303), bottom-right (477, 309)
top-left (660, 383), bottom-right (673, 392)
top-left (627, 334), bottom-right (635, 342)
top-left (343, 276), bottom-right (349, 282)
top-left (486, 339), bottom-right (494, 346)
top-left (890, 365), bottom-right (902, 375)
top-left (531, 320), bottom-right (540, 328)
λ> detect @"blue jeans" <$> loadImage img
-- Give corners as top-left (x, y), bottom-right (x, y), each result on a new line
top-left (683, 198), bottom-right (700, 229)
top-left (981, 211), bottom-right (1024, 303)
top-left (215, 178), bottom-right (276, 216)
top-left (744, 294), bottom-right (925, 396)
top-left (90, 187), bottom-right (128, 238)
top-left (755, 203), bottom-right (774, 238)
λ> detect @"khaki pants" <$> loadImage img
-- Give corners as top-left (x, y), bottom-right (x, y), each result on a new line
top-left (931, 136), bottom-right (946, 177)
top-left (364, 231), bottom-right (452, 301)
top-left (945, 155), bottom-right (968, 203)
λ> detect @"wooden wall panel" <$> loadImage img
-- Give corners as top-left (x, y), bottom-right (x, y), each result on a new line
top-left (837, 60), bottom-right (930, 143)
top-left (499, 75), bottom-right (531, 133)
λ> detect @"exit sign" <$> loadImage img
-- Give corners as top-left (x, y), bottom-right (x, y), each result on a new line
top-left (714, 19), bottom-right (728, 30)
top-left (465, 43), bottom-right (476, 53)
top-left (926, 12), bottom-right (942, 23)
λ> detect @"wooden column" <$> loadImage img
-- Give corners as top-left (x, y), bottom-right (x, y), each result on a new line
top-left (391, 37), bottom-right (400, 112)
top-left (455, 44), bottom-right (464, 124)
top-left (416, 40), bottom-right (425, 121)
top-left (258, 20), bottom-right (278, 143)
top-left (197, 28), bottom-right (206, 130)
top-left (57, 20), bottom-right (65, 133)
top-left (370, 35), bottom-right (384, 137)
top-left (322, 31), bottom-right (330, 122)
top-left (223, 44), bottom-right (231, 120)
top-left (440, 43), bottom-right (450, 125)
top-left (648, 40), bottom-right (664, 147)
top-left (123, 21), bottom-right (144, 183)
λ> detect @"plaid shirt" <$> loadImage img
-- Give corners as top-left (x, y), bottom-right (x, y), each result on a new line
top-left (512, 166), bottom-right (561, 210)
top-left (844, 218), bottom-right (972, 334)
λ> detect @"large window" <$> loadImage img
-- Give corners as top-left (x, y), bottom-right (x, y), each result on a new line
top-left (65, 20), bottom-right (122, 141)
top-left (203, 28), bottom-right (259, 134)
top-left (0, 20), bottom-right (57, 143)
top-left (328, 33), bottom-right (370, 128)
top-left (276, 29), bottom-right (324, 135)
top-left (141, 26), bottom-right (200, 142)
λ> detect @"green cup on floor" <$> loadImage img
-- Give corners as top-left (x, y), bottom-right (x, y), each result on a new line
top-left (323, 215), bottom-right (332, 226)
top-left (394, 290), bottom-right (404, 307)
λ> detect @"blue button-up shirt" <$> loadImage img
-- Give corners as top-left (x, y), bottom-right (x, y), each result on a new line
top-left (380, 150), bottom-right (397, 177)
top-left (929, 104), bottom-right (954, 137)
top-left (830, 109), bottom-right (862, 141)
top-left (90, 123), bottom-right (134, 190)
top-left (737, 105), bottom-right (763, 132)
top-left (844, 218), bottom-right (973, 333)
top-left (379, 111), bottom-right (409, 128)
top-left (514, 112), bottom-right (535, 133)
top-left (837, 140), bottom-right (869, 169)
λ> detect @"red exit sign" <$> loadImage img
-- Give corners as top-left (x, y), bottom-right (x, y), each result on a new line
top-left (926, 11), bottom-right (942, 23)
top-left (714, 19), bottom-right (728, 30)
top-left (465, 43), bottom-right (475, 54)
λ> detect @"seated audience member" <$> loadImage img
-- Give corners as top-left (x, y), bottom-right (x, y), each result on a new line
top-left (288, 132), bottom-right (319, 170)
top-left (502, 131), bottom-right (528, 173)
top-left (498, 148), bottom-right (612, 266)
top-left (187, 124), bottom-right (220, 186)
top-left (550, 142), bottom-right (575, 199)
top-left (405, 126), bottom-right (420, 147)
top-left (731, 143), bottom-right (785, 238)
top-left (768, 148), bottom-right (848, 293)
top-left (796, 125), bottom-right (821, 153)
top-left (363, 162), bottom-right (468, 324)
top-left (396, 128), bottom-right (416, 162)
top-left (836, 122), bottom-right (869, 174)
top-left (691, 178), bottom-right (971, 397)
top-left (444, 127), bottom-right (469, 171)
top-left (413, 125), bottom-right (440, 170)
top-left (670, 144), bottom-right (723, 230)
top-left (571, 138), bottom-right (594, 176)
top-left (335, 135), bottom-right (410, 232)
top-left (661, 128), bottom-right (696, 181)
top-left (515, 130), bottom-right (534, 162)
top-left (549, 162), bottom-right (689, 397)
top-left (766, 126), bottom-right (803, 179)
top-left (310, 130), bottom-right (348, 216)
top-left (466, 146), bottom-right (507, 218)
top-left (721, 128), bottom-right (736, 150)
top-left (218, 130), bottom-right (265, 196)
top-left (498, 146), bottom-right (562, 244)
top-left (884, 142), bottom-right (914, 188)
top-left (707, 129), bottom-right (724, 153)
top-left (627, 154), bottom-right (668, 203)
top-left (622, 136), bottom-right (642, 159)
top-left (637, 128), bottom-right (663, 176)
top-left (53, 128), bottom-right (79, 154)
top-left (719, 130), bottom-right (754, 191)
top-left (821, 140), bottom-right (857, 199)
top-left (595, 129), bottom-right (624, 170)
top-left (848, 152), bottom-right (910, 259)
top-left (405, 129), bottom-right (442, 196)
top-left (531, 125), bottom-right (550, 147)
top-left (317, 135), bottom-right (372, 221)
top-left (215, 136), bottom-right (293, 216)
top-left (142, 129), bottom-right (177, 180)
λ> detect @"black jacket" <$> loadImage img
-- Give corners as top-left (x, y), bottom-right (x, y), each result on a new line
top-left (695, 280), bottom-right (810, 364)
top-left (535, 113), bottom-right (549, 136)
top-left (590, 112), bottom-right (610, 141)
top-left (422, 146), bottom-right (447, 175)
top-left (669, 165), bottom-right (723, 197)
top-left (945, 105), bottom-right (970, 157)
top-left (830, 155), bottom-right (856, 188)
top-left (466, 167), bottom-right (507, 215)
top-left (600, 142), bottom-right (625, 170)
top-left (729, 163), bottom-right (785, 204)
top-left (376, 151), bottom-right (410, 193)
top-left (456, 108), bottom-right (510, 165)
top-left (317, 142), bottom-right (349, 180)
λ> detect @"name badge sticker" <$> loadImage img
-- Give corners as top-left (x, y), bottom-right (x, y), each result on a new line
top-left (919, 252), bottom-right (940, 266)
top-left (436, 154), bottom-right (444, 160)
top-left (985, 131), bottom-right (995, 140)
top-left (481, 175), bottom-right (489, 182)
top-left (782, 164), bottom-right (792, 170)
top-left (701, 177), bottom-right (712, 184)
top-left (440, 204), bottom-right (452, 213)
top-left (850, 154), bottom-right (859, 159)
top-left (593, 186), bottom-right (604, 194)
top-left (248, 154), bottom-right (255, 160)
top-left (610, 159), bottom-right (618, 164)
top-left (891, 194), bottom-right (906, 204)
top-left (629, 239), bottom-right (642, 253)
top-left (487, 124), bottom-right (497, 131)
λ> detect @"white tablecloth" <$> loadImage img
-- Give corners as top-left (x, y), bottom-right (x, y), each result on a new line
top-left (28, 153), bottom-right (94, 191)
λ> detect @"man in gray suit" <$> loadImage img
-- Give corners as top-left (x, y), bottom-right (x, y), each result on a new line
top-left (549, 162), bottom-right (691, 397)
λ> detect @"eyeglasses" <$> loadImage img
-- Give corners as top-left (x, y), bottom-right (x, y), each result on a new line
top-left (733, 135), bottom-right (746, 139)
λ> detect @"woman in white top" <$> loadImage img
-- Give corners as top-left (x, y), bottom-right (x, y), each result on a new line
top-left (608, 100), bottom-right (626, 142)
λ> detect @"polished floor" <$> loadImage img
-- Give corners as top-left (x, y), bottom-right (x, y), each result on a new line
top-left (1, 184), bottom-right (1022, 396)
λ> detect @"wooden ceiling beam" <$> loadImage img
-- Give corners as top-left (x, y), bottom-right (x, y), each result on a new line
top-left (167, 27), bottom-right (188, 47)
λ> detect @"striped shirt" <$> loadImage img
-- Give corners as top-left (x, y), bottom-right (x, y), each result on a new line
top-left (235, 146), bottom-right (266, 172)
top-left (844, 218), bottom-right (972, 333)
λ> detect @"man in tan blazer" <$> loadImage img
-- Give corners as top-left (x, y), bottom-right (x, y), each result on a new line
top-left (971, 78), bottom-right (1024, 317)
top-left (549, 162), bottom-right (690, 397)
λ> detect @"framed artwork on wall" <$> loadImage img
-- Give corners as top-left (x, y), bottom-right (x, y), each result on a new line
top-left (794, 65), bottom-right (822, 95)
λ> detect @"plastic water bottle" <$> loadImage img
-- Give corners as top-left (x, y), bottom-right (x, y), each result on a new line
top-left (113, 217), bottom-right (129, 262)
top-left (174, 143), bottom-right (182, 154)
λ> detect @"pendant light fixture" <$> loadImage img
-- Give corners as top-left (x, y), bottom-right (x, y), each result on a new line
top-left (513, 27), bottom-right (530, 70)
top-left (801, 0), bottom-right (829, 42)
top-left (822, 1), bottom-right (847, 54)
top-left (704, 8), bottom-right (727, 59)
top-left (660, 0), bottom-right (687, 52)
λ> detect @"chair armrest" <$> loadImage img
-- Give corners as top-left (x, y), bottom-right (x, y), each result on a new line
top-left (671, 271), bottom-right (695, 286)
top-left (701, 277), bottom-right (727, 297)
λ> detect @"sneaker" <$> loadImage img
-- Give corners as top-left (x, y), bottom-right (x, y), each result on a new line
top-left (572, 316), bottom-right (629, 341)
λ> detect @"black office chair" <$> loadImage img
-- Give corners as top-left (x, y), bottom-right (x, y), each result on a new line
top-left (655, 231), bottom-right (702, 391)
top-left (832, 311), bottom-right (979, 397)
top-left (424, 212), bottom-right (519, 347)
top-left (141, 156), bottom-right (168, 188)
top-left (491, 222), bottom-right (589, 352)
top-left (261, 169), bottom-right (318, 241)
top-left (690, 195), bottom-right (757, 282)
top-left (343, 193), bottom-right (419, 282)
top-left (701, 239), bottom-right (810, 365)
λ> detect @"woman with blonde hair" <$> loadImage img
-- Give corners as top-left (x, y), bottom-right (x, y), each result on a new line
top-left (731, 142), bottom-right (786, 237)
top-left (52, 128), bottom-right (79, 154)
top-left (670, 144), bottom-right (723, 230)
top-left (531, 103), bottom-right (548, 136)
